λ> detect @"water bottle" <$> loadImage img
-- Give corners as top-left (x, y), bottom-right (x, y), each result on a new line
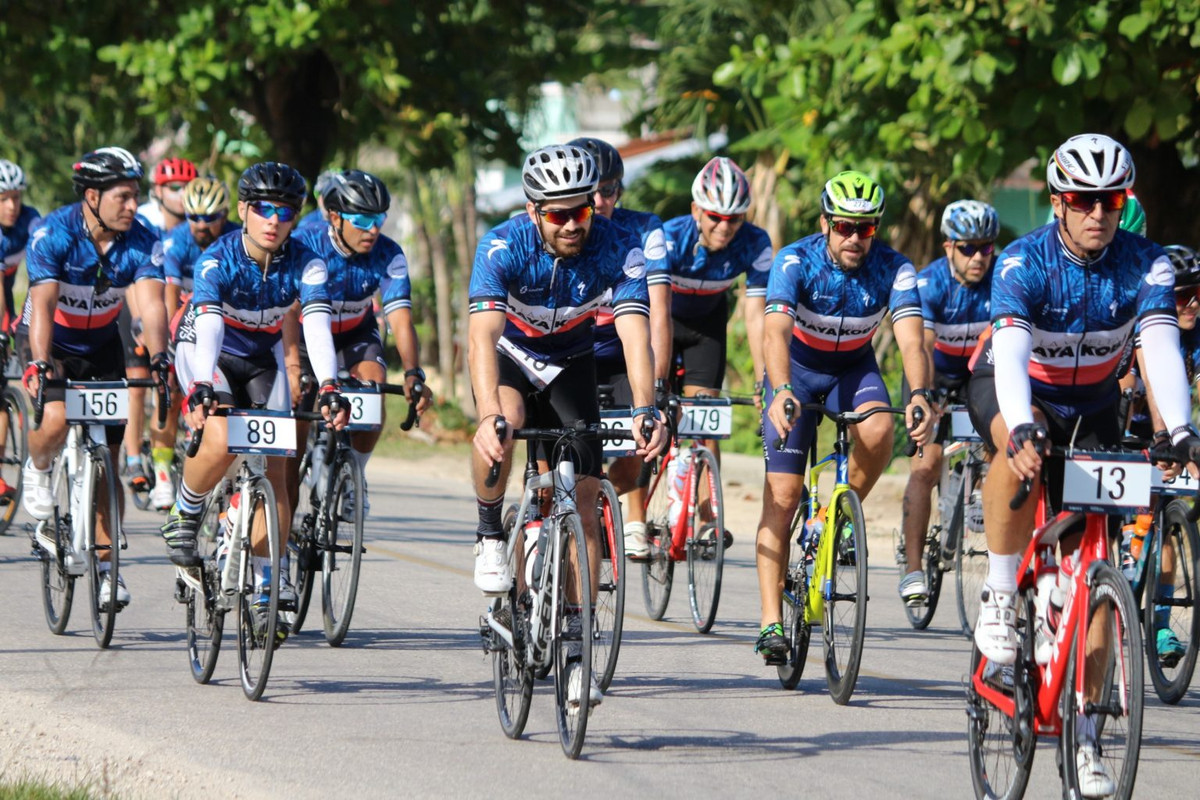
top-left (1033, 560), bottom-right (1059, 664)
top-left (305, 444), bottom-right (326, 488)
top-left (1119, 523), bottom-right (1136, 580)
top-left (1129, 513), bottom-right (1151, 561)
top-left (523, 518), bottom-right (543, 588)
top-left (668, 448), bottom-right (691, 530)
top-left (220, 494), bottom-right (242, 595)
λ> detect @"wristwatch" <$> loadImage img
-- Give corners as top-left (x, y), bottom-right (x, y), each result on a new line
top-left (910, 388), bottom-right (933, 403)
top-left (404, 367), bottom-right (426, 382)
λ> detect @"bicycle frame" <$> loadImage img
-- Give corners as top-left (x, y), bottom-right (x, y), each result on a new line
top-left (798, 423), bottom-right (853, 624)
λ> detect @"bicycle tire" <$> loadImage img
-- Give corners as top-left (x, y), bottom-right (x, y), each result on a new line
top-left (493, 588), bottom-right (533, 738)
top-left (1061, 562), bottom-right (1143, 800)
top-left (553, 511), bottom-right (593, 760)
top-left (777, 520), bottom-right (811, 690)
top-left (40, 456), bottom-right (75, 635)
top-left (85, 448), bottom-right (122, 648)
top-left (1143, 498), bottom-right (1199, 705)
top-left (901, 477), bottom-right (949, 630)
top-left (186, 485), bottom-right (226, 684)
top-left (288, 447), bottom-right (318, 635)
top-left (237, 479), bottom-right (281, 701)
top-left (322, 453), bottom-right (365, 647)
top-left (130, 442), bottom-right (154, 511)
top-left (593, 478), bottom-right (625, 691)
top-left (0, 387), bottom-right (28, 534)
top-left (824, 488), bottom-right (868, 705)
top-left (966, 640), bottom-right (1035, 800)
top-left (956, 462), bottom-right (989, 638)
top-left (686, 447), bottom-right (724, 633)
top-left (641, 459), bottom-right (674, 620)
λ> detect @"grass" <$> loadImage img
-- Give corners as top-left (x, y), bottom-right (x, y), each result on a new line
top-left (0, 779), bottom-right (102, 799)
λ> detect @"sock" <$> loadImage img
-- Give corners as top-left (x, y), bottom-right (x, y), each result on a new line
top-left (126, 455), bottom-right (141, 472)
top-left (176, 479), bottom-right (209, 516)
top-left (151, 447), bottom-right (173, 471)
top-left (253, 556), bottom-right (269, 590)
top-left (986, 551), bottom-right (1020, 594)
top-left (1155, 584), bottom-right (1175, 631)
top-left (476, 496), bottom-right (503, 540)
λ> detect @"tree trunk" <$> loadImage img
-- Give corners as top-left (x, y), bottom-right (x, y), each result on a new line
top-left (244, 51), bottom-right (341, 185)
top-left (1127, 140), bottom-right (1200, 247)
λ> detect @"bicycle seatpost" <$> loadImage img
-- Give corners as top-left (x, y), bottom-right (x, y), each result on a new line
top-left (772, 398), bottom-right (797, 452)
top-left (484, 416), bottom-right (507, 489)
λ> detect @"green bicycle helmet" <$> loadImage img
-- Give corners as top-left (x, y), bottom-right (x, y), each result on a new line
top-left (821, 170), bottom-right (885, 218)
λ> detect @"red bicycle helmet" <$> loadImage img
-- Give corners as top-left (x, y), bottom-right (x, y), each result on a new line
top-left (153, 158), bottom-right (198, 186)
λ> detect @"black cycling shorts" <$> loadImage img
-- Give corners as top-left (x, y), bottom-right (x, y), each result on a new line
top-left (595, 356), bottom-right (633, 408)
top-left (672, 296), bottom-right (727, 391)
top-left (496, 350), bottom-right (603, 478)
top-left (17, 334), bottom-right (127, 446)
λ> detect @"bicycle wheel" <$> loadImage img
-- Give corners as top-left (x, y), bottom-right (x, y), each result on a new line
top-left (641, 461), bottom-right (674, 619)
top-left (85, 448), bottom-right (122, 648)
top-left (237, 479), bottom-right (280, 701)
top-left (553, 511), bottom-right (593, 760)
top-left (1061, 562), bottom-right (1143, 800)
top-left (777, 521), bottom-right (812, 690)
top-left (40, 457), bottom-right (75, 635)
top-left (966, 633), bottom-right (1035, 800)
top-left (957, 462), bottom-right (989, 638)
top-left (186, 487), bottom-right (227, 684)
top-left (593, 478), bottom-right (625, 691)
top-left (685, 447), bottom-right (724, 633)
top-left (492, 589), bottom-right (533, 738)
top-left (288, 450), bottom-right (318, 635)
top-left (131, 442), bottom-right (153, 511)
top-left (322, 452), bottom-right (365, 646)
top-left (824, 488), bottom-right (868, 705)
top-left (0, 386), bottom-right (28, 535)
top-left (1143, 498), bottom-right (1199, 704)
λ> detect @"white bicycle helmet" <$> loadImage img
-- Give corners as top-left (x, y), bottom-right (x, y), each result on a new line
top-left (522, 145), bottom-right (598, 202)
top-left (1046, 134), bottom-right (1135, 193)
top-left (941, 200), bottom-right (1000, 241)
top-left (692, 157), bottom-right (751, 215)
top-left (0, 160), bottom-right (27, 192)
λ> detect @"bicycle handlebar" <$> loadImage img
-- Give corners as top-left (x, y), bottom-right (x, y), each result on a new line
top-left (1007, 443), bottom-right (1184, 511)
top-left (771, 399), bottom-right (921, 454)
top-left (31, 375), bottom-right (165, 430)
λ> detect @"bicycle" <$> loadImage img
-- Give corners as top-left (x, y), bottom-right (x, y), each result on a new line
top-left (30, 373), bottom-right (165, 648)
top-left (479, 417), bottom-right (649, 759)
top-left (893, 396), bottom-right (989, 635)
top-left (0, 334), bottom-right (28, 534)
top-left (182, 407), bottom-right (296, 701)
top-left (966, 446), bottom-right (1147, 800)
top-left (288, 376), bottom-right (421, 646)
top-left (638, 391), bottom-right (755, 633)
top-left (773, 399), bottom-right (917, 703)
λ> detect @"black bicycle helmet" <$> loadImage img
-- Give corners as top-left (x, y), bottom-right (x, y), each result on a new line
top-left (237, 161), bottom-right (307, 208)
top-left (567, 137), bottom-right (623, 184)
top-left (323, 169), bottom-right (391, 215)
top-left (1166, 245), bottom-right (1200, 289)
top-left (72, 147), bottom-right (143, 194)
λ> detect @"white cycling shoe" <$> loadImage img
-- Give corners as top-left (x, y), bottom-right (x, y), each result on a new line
top-left (23, 460), bottom-right (53, 521)
top-left (474, 537), bottom-right (512, 594)
top-left (974, 585), bottom-right (1019, 665)
top-left (566, 661), bottom-right (603, 714)
top-left (1075, 744), bottom-right (1116, 798)
top-left (150, 470), bottom-right (176, 511)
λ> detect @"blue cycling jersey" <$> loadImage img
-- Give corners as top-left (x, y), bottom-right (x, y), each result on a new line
top-left (594, 208), bottom-right (667, 362)
top-left (163, 221), bottom-right (241, 294)
top-left (23, 203), bottom-right (163, 356)
top-left (295, 224), bottom-right (411, 334)
top-left (296, 209), bottom-right (327, 232)
top-left (917, 256), bottom-right (992, 381)
top-left (653, 215), bottom-right (772, 319)
top-left (181, 229), bottom-right (331, 359)
top-left (469, 214), bottom-right (648, 365)
top-left (766, 232), bottom-right (922, 370)
top-left (2, 204), bottom-right (41, 322)
top-left (975, 224), bottom-right (1174, 403)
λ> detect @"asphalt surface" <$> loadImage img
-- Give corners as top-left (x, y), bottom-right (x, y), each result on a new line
top-left (1, 455), bottom-right (1199, 798)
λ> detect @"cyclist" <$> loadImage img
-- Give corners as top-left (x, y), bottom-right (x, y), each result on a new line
top-left (898, 200), bottom-right (999, 605)
top-left (967, 134), bottom-right (1199, 796)
top-left (0, 159), bottom-right (41, 502)
top-left (146, 177), bottom-right (240, 510)
top-left (124, 157), bottom-right (197, 497)
top-left (468, 144), bottom-right (666, 711)
top-left (755, 169), bottom-right (935, 663)
top-left (656, 158), bottom-right (771, 488)
top-left (293, 169), bottom-right (432, 512)
top-left (20, 146), bottom-right (170, 608)
top-left (567, 136), bottom-right (671, 559)
top-left (297, 170), bottom-right (338, 231)
top-left (162, 162), bottom-right (348, 640)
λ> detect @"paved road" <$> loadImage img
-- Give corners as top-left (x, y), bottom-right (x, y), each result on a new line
top-left (1, 457), bottom-right (1198, 798)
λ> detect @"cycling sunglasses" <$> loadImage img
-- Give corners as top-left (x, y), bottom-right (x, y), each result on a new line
top-left (1175, 287), bottom-right (1200, 309)
top-left (595, 182), bottom-right (620, 199)
top-left (955, 242), bottom-right (995, 257)
top-left (1060, 190), bottom-right (1127, 214)
top-left (186, 212), bottom-right (224, 223)
top-left (537, 203), bottom-right (593, 226)
top-left (828, 219), bottom-right (878, 239)
top-left (248, 201), bottom-right (299, 223)
top-left (704, 211), bottom-right (745, 225)
top-left (342, 211), bottom-right (386, 231)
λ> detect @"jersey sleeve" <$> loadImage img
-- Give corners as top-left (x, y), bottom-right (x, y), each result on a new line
top-left (379, 241), bottom-right (412, 314)
top-left (133, 237), bottom-right (166, 282)
top-left (190, 253), bottom-right (225, 315)
top-left (889, 259), bottom-right (922, 323)
top-left (744, 227), bottom-right (773, 297)
top-left (162, 233), bottom-right (184, 285)
top-left (297, 248), bottom-right (332, 315)
top-left (917, 265), bottom-right (940, 330)
top-left (611, 228), bottom-right (649, 317)
top-left (641, 215), bottom-right (669, 286)
top-left (468, 224), bottom-right (513, 314)
top-left (765, 247), bottom-right (802, 317)
top-left (1134, 251), bottom-right (1178, 334)
top-left (989, 245), bottom-right (1040, 335)
top-left (24, 225), bottom-right (65, 285)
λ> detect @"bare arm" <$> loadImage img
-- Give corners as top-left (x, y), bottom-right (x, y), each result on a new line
top-left (134, 278), bottom-right (168, 357)
top-left (894, 315), bottom-right (934, 442)
top-left (615, 311), bottom-right (666, 457)
top-left (386, 306), bottom-right (431, 411)
top-left (649, 284), bottom-right (673, 383)
top-left (744, 293), bottom-right (766, 385)
top-left (165, 283), bottom-right (182, 320)
top-left (763, 311), bottom-right (796, 439)
top-left (27, 282), bottom-right (58, 367)
top-left (468, 310), bottom-right (507, 464)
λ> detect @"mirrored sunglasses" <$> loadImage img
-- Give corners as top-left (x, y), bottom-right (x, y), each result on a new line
top-left (705, 211), bottom-right (745, 225)
top-left (248, 201), bottom-right (298, 222)
top-left (1060, 190), bottom-right (1127, 213)
top-left (829, 219), bottom-right (878, 238)
top-left (186, 212), bottom-right (224, 223)
top-left (955, 242), bottom-right (995, 257)
top-left (537, 203), bottom-right (593, 226)
top-left (342, 211), bottom-right (386, 231)
top-left (595, 183), bottom-right (620, 199)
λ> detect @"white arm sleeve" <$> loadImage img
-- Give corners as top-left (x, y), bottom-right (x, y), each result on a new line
top-left (189, 312), bottom-right (224, 392)
top-left (1138, 323), bottom-right (1193, 442)
top-left (301, 309), bottom-right (338, 385)
top-left (993, 324), bottom-right (1034, 431)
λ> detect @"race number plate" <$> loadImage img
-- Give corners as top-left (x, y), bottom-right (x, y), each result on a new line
top-left (342, 388), bottom-right (383, 432)
top-left (600, 408), bottom-right (636, 458)
top-left (950, 408), bottom-right (980, 442)
top-left (1061, 455), bottom-right (1153, 512)
top-left (1152, 466), bottom-right (1200, 498)
top-left (226, 410), bottom-right (298, 457)
top-left (677, 398), bottom-right (733, 439)
top-left (65, 382), bottom-right (129, 425)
